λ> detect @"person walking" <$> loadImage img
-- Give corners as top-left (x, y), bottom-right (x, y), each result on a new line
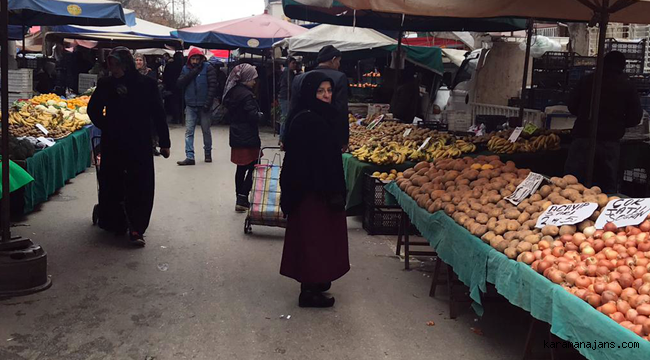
top-left (565, 51), bottom-right (643, 193)
top-left (177, 48), bottom-right (218, 165)
top-left (163, 52), bottom-right (184, 124)
top-left (87, 47), bottom-right (171, 247)
top-left (278, 56), bottom-right (297, 134)
top-left (287, 45), bottom-right (349, 150)
top-left (280, 72), bottom-right (350, 308)
top-left (222, 63), bottom-right (263, 212)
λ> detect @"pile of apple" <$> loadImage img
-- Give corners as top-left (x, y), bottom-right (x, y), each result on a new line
top-left (531, 220), bottom-right (650, 340)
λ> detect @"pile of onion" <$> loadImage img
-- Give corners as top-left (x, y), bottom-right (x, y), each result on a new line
top-left (527, 220), bottom-right (650, 341)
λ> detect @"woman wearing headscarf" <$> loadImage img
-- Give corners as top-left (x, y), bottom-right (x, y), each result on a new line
top-left (134, 53), bottom-right (157, 81)
top-left (223, 63), bottom-right (263, 212)
top-left (280, 72), bottom-right (349, 308)
top-left (88, 47), bottom-right (171, 247)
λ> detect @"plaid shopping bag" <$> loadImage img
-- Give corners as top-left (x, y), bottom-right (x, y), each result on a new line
top-left (248, 163), bottom-right (286, 227)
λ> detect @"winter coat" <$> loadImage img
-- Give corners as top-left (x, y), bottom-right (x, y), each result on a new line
top-left (223, 83), bottom-right (262, 148)
top-left (177, 49), bottom-right (218, 108)
top-left (88, 71), bottom-right (170, 153)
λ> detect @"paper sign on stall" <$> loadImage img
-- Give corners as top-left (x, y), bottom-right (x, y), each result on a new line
top-left (536, 203), bottom-right (598, 228)
top-left (417, 137), bottom-right (432, 152)
top-left (35, 124), bottom-right (49, 135)
top-left (508, 127), bottom-right (524, 143)
top-left (505, 172), bottom-right (545, 205)
top-left (37, 137), bottom-right (55, 147)
top-left (595, 198), bottom-right (650, 229)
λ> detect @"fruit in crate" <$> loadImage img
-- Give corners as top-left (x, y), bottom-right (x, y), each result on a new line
top-left (372, 170), bottom-right (399, 181)
top-left (487, 131), bottom-right (561, 154)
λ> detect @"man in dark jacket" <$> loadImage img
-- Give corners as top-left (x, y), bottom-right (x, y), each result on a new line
top-left (287, 46), bottom-right (349, 150)
top-left (278, 57), bottom-right (297, 133)
top-left (565, 51), bottom-right (643, 193)
top-left (176, 48), bottom-right (218, 165)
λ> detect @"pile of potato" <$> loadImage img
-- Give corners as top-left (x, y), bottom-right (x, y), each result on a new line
top-left (396, 156), bottom-right (616, 260)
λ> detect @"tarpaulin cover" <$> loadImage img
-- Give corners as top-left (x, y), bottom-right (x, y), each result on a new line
top-left (385, 181), bottom-right (650, 360)
top-left (51, 17), bottom-right (174, 39)
top-left (8, 0), bottom-right (126, 26)
top-left (274, 24), bottom-right (397, 53)
top-left (24, 128), bottom-right (91, 213)
top-left (0, 158), bottom-right (34, 198)
top-left (172, 13), bottom-right (307, 49)
top-left (384, 44), bottom-right (444, 75)
top-left (337, 0), bottom-right (650, 25)
top-left (283, 0), bottom-right (527, 32)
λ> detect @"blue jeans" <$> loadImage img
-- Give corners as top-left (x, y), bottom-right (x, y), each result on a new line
top-left (184, 106), bottom-right (212, 160)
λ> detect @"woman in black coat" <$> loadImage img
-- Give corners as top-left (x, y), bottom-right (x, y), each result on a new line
top-left (88, 47), bottom-right (171, 247)
top-left (280, 71), bottom-right (350, 308)
top-left (222, 63), bottom-right (262, 212)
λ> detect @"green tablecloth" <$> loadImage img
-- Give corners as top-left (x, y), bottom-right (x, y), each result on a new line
top-left (0, 159), bottom-right (34, 198)
top-left (385, 181), bottom-right (650, 360)
top-left (343, 153), bottom-right (416, 211)
top-left (24, 128), bottom-right (92, 213)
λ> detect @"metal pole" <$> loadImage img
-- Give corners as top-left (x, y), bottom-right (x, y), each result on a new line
top-left (1, 0), bottom-right (11, 241)
top-left (21, 25), bottom-right (25, 58)
top-left (518, 19), bottom-right (534, 124)
top-left (394, 30), bottom-right (404, 93)
top-left (584, 1), bottom-right (610, 187)
top-left (272, 53), bottom-right (276, 136)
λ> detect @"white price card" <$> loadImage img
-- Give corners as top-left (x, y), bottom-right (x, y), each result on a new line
top-left (37, 137), bottom-right (55, 147)
top-left (367, 114), bottom-right (385, 130)
top-left (403, 128), bottom-right (413, 137)
top-left (505, 172), bottom-right (545, 205)
top-left (35, 124), bottom-right (49, 135)
top-left (508, 127), bottom-right (524, 143)
top-left (536, 203), bottom-right (598, 228)
top-left (417, 137), bottom-right (432, 152)
top-left (595, 198), bottom-right (650, 229)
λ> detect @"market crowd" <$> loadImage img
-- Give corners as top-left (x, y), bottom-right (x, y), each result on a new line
top-left (85, 45), bottom-right (351, 308)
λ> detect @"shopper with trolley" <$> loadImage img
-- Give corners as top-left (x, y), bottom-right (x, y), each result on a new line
top-left (280, 72), bottom-right (350, 308)
top-left (88, 47), bottom-right (171, 247)
top-left (223, 63), bottom-right (263, 212)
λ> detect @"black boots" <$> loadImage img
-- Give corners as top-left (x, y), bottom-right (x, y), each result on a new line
top-left (177, 158), bottom-right (196, 166)
top-left (299, 283), bottom-right (335, 308)
top-left (235, 194), bottom-right (250, 213)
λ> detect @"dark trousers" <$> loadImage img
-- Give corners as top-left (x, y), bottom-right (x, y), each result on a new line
top-left (98, 148), bottom-right (155, 235)
top-left (565, 138), bottom-right (620, 194)
top-left (235, 161), bottom-right (256, 196)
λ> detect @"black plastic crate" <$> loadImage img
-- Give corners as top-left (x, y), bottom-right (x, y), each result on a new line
top-left (532, 69), bottom-right (568, 89)
top-left (631, 75), bottom-right (650, 94)
top-left (625, 61), bottom-right (644, 75)
top-left (641, 95), bottom-right (650, 111)
top-left (523, 88), bottom-right (568, 111)
top-left (533, 52), bottom-right (574, 71)
top-left (573, 56), bottom-right (597, 68)
top-left (363, 206), bottom-right (403, 235)
top-left (568, 67), bottom-right (594, 88)
top-left (363, 173), bottom-right (397, 207)
top-left (605, 39), bottom-right (646, 62)
top-left (620, 168), bottom-right (650, 197)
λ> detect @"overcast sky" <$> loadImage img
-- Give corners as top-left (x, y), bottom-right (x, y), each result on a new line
top-left (189, 0), bottom-right (266, 25)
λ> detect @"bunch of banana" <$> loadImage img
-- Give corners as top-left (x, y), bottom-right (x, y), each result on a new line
top-left (431, 146), bottom-right (463, 160)
top-left (488, 137), bottom-right (517, 154)
top-left (455, 139), bottom-right (477, 153)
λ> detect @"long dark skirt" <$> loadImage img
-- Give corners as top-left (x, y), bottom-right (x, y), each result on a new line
top-left (280, 193), bottom-right (350, 284)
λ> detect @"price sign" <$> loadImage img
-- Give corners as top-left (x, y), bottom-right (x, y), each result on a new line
top-left (417, 137), bottom-right (432, 152)
top-left (35, 124), bottom-right (49, 135)
top-left (505, 172), bottom-right (545, 205)
top-left (508, 127), bottom-right (523, 143)
top-left (403, 128), bottom-right (413, 137)
top-left (523, 123), bottom-right (539, 135)
top-left (37, 137), bottom-right (55, 147)
top-left (536, 203), bottom-right (598, 228)
top-left (595, 198), bottom-right (650, 229)
top-left (367, 114), bottom-right (385, 130)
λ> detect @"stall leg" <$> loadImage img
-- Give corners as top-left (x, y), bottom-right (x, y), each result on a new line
top-left (396, 210), bottom-right (405, 256)
top-left (429, 255), bottom-right (444, 297)
top-left (404, 215), bottom-right (411, 270)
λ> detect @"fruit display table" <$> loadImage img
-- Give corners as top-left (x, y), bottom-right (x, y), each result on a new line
top-left (23, 128), bottom-right (92, 213)
top-left (384, 181), bottom-right (650, 360)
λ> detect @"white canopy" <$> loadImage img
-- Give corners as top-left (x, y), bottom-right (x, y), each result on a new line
top-left (273, 24), bottom-right (396, 53)
top-left (52, 18), bottom-right (175, 39)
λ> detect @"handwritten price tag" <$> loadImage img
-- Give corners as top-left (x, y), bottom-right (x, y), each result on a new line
top-left (35, 124), bottom-right (49, 135)
top-left (508, 127), bottom-right (523, 143)
top-left (536, 203), bottom-right (598, 228)
top-left (505, 172), bottom-right (545, 205)
top-left (595, 198), bottom-right (650, 229)
top-left (403, 128), bottom-right (412, 137)
top-left (37, 136), bottom-right (55, 147)
top-left (417, 137), bottom-right (432, 152)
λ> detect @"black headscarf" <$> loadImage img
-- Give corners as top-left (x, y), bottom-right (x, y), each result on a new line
top-left (284, 71), bottom-right (337, 139)
top-left (108, 46), bottom-right (136, 74)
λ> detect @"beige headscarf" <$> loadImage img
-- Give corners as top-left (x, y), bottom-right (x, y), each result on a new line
top-left (134, 53), bottom-right (150, 76)
top-left (223, 63), bottom-right (258, 100)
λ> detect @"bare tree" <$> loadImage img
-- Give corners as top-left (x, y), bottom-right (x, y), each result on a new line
top-left (117, 0), bottom-right (200, 28)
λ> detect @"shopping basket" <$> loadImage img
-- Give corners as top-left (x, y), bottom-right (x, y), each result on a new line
top-left (244, 147), bottom-right (286, 234)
